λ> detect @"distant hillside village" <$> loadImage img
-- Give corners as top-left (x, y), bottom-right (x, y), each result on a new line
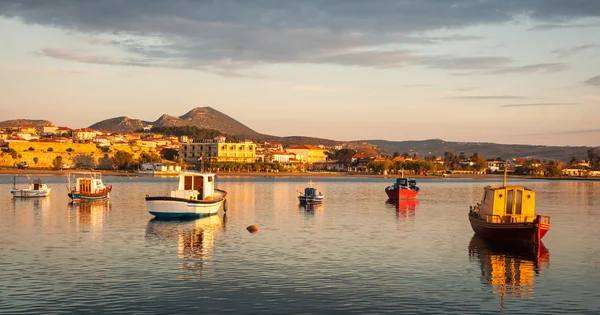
top-left (1, 124), bottom-right (599, 177)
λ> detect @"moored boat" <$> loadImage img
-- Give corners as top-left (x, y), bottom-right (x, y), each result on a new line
top-left (297, 181), bottom-right (324, 204)
top-left (146, 172), bottom-right (227, 218)
top-left (11, 175), bottom-right (51, 198)
top-left (385, 171), bottom-right (419, 200)
top-left (468, 169), bottom-right (550, 244)
top-left (67, 172), bottom-right (112, 200)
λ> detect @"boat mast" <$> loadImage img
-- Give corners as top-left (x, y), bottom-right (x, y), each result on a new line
top-left (503, 160), bottom-right (508, 187)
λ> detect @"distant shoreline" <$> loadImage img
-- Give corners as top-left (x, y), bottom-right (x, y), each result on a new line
top-left (1, 168), bottom-right (599, 181)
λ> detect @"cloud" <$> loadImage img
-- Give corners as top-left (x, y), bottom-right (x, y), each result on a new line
top-left (487, 63), bottom-right (568, 74)
top-left (453, 95), bottom-right (526, 100)
top-left (404, 84), bottom-right (431, 88)
top-left (584, 74), bottom-right (600, 86)
top-left (553, 128), bottom-right (600, 135)
top-left (501, 102), bottom-right (578, 108)
top-left (551, 44), bottom-right (597, 58)
top-left (293, 84), bottom-right (349, 92)
top-left (2, 0), bottom-right (600, 73)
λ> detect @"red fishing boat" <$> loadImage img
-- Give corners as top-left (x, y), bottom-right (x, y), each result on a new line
top-left (468, 169), bottom-right (550, 244)
top-left (385, 171), bottom-right (419, 200)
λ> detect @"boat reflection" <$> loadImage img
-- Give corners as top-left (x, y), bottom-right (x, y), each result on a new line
top-left (385, 199), bottom-right (418, 219)
top-left (299, 202), bottom-right (323, 214)
top-left (68, 200), bottom-right (111, 231)
top-left (146, 215), bottom-right (223, 278)
top-left (468, 236), bottom-right (550, 309)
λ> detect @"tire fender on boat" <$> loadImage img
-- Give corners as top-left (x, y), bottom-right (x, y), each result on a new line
top-left (223, 199), bottom-right (228, 212)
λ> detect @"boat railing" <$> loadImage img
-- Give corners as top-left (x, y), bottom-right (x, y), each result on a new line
top-left (476, 214), bottom-right (536, 224)
top-left (537, 215), bottom-right (551, 225)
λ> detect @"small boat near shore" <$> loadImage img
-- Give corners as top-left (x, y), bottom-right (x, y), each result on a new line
top-left (468, 168), bottom-right (550, 244)
top-left (297, 181), bottom-right (324, 204)
top-left (146, 172), bottom-right (227, 218)
top-left (67, 172), bottom-right (112, 201)
top-left (385, 171), bottom-right (419, 200)
top-left (11, 175), bottom-right (51, 198)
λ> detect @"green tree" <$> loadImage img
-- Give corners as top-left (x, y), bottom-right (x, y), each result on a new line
top-left (112, 150), bottom-right (134, 170)
top-left (8, 148), bottom-right (18, 159)
top-left (161, 148), bottom-right (179, 161)
top-left (392, 151), bottom-right (400, 158)
top-left (470, 153), bottom-right (488, 172)
top-left (546, 160), bottom-right (564, 177)
top-left (52, 156), bottom-right (63, 170)
top-left (568, 156), bottom-right (578, 166)
top-left (139, 151), bottom-right (162, 164)
top-left (587, 148), bottom-right (598, 169)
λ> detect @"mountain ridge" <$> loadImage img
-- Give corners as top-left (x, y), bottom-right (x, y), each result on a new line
top-left (1, 108), bottom-right (597, 162)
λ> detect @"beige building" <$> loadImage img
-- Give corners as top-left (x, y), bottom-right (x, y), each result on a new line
top-left (180, 137), bottom-right (256, 164)
top-left (286, 145), bottom-right (328, 163)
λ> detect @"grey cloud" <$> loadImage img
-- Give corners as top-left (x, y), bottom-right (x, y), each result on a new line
top-left (551, 44), bottom-right (597, 58)
top-left (584, 74), bottom-right (600, 86)
top-left (420, 56), bottom-right (512, 70)
top-left (488, 63), bottom-right (568, 74)
top-left (501, 102), bottom-right (578, 108)
top-left (3, 0), bottom-right (600, 73)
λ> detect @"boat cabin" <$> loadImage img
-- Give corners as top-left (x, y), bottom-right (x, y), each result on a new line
top-left (477, 185), bottom-right (536, 223)
top-left (396, 178), bottom-right (408, 187)
top-left (304, 187), bottom-right (319, 197)
top-left (172, 173), bottom-right (215, 200)
top-left (75, 177), bottom-right (105, 194)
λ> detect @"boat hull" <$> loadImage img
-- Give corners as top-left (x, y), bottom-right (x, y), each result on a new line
top-left (298, 195), bottom-right (324, 204)
top-left (385, 188), bottom-right (419, 200)
top-left (68, 192), bottom-right (110, 200)
top-left (11, 188), bottom-right (51, 198)
top-left (146, 196), bottom-right (225, 218)
top-left (469, 215), bottom-right (549, 244)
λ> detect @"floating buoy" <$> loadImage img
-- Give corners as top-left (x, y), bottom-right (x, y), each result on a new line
top-left (246, 225), bottom-right (259, 233)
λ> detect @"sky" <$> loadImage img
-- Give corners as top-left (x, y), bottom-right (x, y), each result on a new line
top-left (0, 1), bottom-right (599, 146)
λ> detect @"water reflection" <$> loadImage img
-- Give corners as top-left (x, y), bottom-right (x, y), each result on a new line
top-left (68, 200), bottom-right (112, 232)
top-left (299, 203), bottom-right (323, 214)
top-left (468, 236), bottom-right (550, 310)
top-left (385, 199), bottom-right (418, 219)
top-left (146, 215), bottom-right (223, 278)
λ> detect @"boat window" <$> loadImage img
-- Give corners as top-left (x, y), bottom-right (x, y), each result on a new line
top-left (483, 191), bottom-right (489, 204)
top-left (515, 190), bottom-right (523, 215)
top-left (506, 189), bottom-right (514, 215)
top-left (208, 177), bottom-right (213, 182)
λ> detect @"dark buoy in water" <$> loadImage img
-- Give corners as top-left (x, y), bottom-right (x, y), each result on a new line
top-left (246, 225), bottom-right (259, 233)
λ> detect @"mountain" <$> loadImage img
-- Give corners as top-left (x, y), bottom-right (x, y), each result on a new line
top-left (0, 119), bottom-right (54, 129)
top-left (87, 107), bottom-right (340, 146)
top-left (365, 139), bottom-right (596, 161)
top-left (179, 107), bottom-right (260, 137)
top-left (89, 116), bottom-right (149, 134)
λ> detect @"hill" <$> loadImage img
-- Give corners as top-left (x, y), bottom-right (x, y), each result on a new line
top-left (88, 107), bottom-right (339, 146)
top-left (0, 119), bottom-right (54, 129)
top-left (364, 139), bottom-right (596, 161)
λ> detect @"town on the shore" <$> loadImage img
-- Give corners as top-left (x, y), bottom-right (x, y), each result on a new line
top-left (1, 124), bottom-right (599, 177)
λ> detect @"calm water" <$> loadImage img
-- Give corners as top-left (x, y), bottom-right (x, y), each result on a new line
top-left (1, 175), bottom-right (599, 314)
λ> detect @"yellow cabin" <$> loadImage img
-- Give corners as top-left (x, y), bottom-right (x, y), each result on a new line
top-left (476, 186), bottom-right (536, 223)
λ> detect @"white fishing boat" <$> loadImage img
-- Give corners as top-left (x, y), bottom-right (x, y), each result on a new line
top-left (11, 175), bottom-right (51, 198)
top-left (297, 181), bottom-right (324, 204)
top-left (67, 172), bottom-right (112, 201)
top-left (145, 172), bottom-right (228, 218)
